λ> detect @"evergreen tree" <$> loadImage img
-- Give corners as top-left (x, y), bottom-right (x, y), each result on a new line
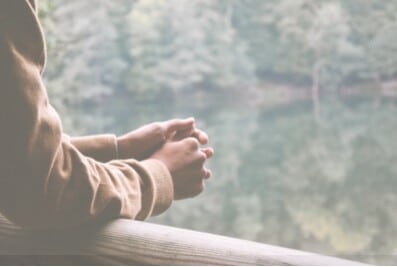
top-left (124, 0), bottom-right (255, 96)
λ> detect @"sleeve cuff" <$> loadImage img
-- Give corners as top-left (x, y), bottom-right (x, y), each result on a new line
top-left (70, 134), bottom-right (118, 162)
top-left (138, 159), bottom-right (174, 219)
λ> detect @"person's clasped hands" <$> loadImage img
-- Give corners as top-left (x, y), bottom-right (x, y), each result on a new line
top-left (116, 117), bottom-right (214, 200)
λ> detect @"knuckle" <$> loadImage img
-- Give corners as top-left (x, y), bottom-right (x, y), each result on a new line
top-left (198, 153), bottom-right (206, 163)
top-left (151, 122), bottom-right (163, 132)
top-left (153, 123), bottom-right (166, 139)
top-left (185, 137), bottom-right (199, 149)
top-left (203, 168), bottom-right (211, 179)
top-left (171, 118), bottom-right (182, 125)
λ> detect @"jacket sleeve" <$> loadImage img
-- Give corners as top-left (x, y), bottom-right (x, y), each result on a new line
top-left (0, 0), bottom-right (173, 229)
top-left (70, 134), bottom-right (120, 162)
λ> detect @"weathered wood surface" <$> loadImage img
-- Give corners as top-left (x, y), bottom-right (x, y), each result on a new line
top-left (0, 214), bottom-right (366, 265)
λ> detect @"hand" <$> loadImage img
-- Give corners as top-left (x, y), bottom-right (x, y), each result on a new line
top-left (151, 137), bottom-right (214, 200)
top-left (117, 118), bottom-right (208, 160)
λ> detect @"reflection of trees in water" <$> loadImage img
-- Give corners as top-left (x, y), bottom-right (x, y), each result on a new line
top-left (238, 99), bottom-right (397, 264)
top-left (152, 97), bottom-right (397, 265)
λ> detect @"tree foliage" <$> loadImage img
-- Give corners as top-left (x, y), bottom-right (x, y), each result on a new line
top-left (125, 0), bottom-right (254, 94)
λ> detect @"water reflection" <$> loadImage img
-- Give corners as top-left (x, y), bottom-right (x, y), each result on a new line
top-left (131, 91), bottom-right (397, 265)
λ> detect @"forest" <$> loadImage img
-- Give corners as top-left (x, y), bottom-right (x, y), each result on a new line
top-left (39, 1), bottom-right (397, 265)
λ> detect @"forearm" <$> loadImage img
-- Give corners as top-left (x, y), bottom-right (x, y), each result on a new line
top-left (70, 134), bottom-right (119, 162)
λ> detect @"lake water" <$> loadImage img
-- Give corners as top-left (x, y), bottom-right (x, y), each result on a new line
top-left (106, 88), bottom-right (397, 265)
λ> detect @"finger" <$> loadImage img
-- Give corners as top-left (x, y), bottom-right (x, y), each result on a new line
top-left (192, 129), bottom-right (209, 145)
top-left (201, 147), bottom-right (214, 159)
top-left (199, 168), bottom-right (210, 180)
top-left (173, 127), bottom-right (195, 141)
top-left (203, 168), bottom-right (212, 180)
top-left (166, 118), bottom-right (195, 135)
top-left (189, 149), bottom-right (207, 169)
top-left (174, 127), bottom-right (208, 143)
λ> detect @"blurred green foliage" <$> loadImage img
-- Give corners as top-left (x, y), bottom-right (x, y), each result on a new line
top-left (39, 0), bottom-right (397, 264)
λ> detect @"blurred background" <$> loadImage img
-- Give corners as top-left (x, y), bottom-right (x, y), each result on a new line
top-left (39, 0), bottom-right (397, 264)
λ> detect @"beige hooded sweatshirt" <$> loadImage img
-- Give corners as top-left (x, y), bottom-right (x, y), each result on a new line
top-left (0, 0), bottom-right (174, 229)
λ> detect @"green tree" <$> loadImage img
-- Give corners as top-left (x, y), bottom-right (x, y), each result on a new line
top-left (124, 0), bottom-right (255, 96)
top-left (344, 0), bottom-right (397, 87)
top-left (265, 1), bottom-right (356, 121)
top-left (40, 0), bottom-right (128, 134)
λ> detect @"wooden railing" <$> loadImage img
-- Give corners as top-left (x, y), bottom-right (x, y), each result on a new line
top-left (0, 214), bottom-right (366, 265)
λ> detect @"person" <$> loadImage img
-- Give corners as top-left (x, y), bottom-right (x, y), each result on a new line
top-left (0, 0), bottom-right (214, 230)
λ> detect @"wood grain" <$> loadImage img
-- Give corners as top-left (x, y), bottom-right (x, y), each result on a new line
top-left (0, 214), bottom-right (366, 265)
